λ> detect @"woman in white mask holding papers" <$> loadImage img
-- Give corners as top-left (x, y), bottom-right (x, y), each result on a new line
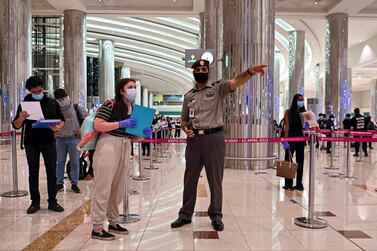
top-left (90, 78), bottom-right (152, 241)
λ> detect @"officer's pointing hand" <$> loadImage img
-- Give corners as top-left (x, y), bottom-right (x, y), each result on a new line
top-left (186, 129), bottom-right (195, 138)
top-left (250, 64), bottom-right (268, 75)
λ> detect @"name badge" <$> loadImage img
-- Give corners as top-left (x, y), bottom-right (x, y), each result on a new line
top-left (206, 91), bottom-right (214, 97)
top-left (189, 108), bottom-right (195, 118)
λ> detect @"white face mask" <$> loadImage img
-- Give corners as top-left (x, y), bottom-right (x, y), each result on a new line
top-left (124, 88), bottom-right (137, 101)
top-left (57, 97), bottom-right (70, 108)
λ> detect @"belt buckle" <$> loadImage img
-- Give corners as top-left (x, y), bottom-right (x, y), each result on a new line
top-left (198, 130), bottom-right (205, 135)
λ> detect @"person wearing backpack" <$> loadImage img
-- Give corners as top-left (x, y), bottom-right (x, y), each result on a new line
top-left (91, 78), bottom-right (152, 241)
top-left (54, 89), bottom-right (88, 194)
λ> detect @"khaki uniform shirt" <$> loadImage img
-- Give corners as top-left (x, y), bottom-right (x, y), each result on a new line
top-left (181, 80), bottom-right (233, 129)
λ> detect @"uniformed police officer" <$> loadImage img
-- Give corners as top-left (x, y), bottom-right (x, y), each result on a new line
top-left (171, 59), bottom-right (267, 231)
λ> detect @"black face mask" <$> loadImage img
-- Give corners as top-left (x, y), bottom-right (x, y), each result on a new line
top-left (194, 73), bottom-right (209, 83)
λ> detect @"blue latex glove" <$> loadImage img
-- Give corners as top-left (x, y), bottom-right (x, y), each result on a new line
top-left (304, 121), bottom-right (310, 130)
top-left (283, 141), bottom-right (290, 150)
top-left (143, 127), bottom-right (153, 138)
top-left (119, 118), bottom-right (137, 129)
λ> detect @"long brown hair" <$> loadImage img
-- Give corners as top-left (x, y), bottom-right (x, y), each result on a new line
top-left (111, 78), bottom-right (136, 121)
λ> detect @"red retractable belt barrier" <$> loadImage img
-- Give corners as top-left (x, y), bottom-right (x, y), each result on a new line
top-left (140, 137), bottom-right (309, 144)
top-left (318, 137), bottom-right (377, 142)
top-left (0, 132), bottom-right (21, 137)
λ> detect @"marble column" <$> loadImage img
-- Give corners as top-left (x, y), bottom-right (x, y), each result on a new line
top-left (204, 0), bottom-right (223, 81)
top-left (64, 10), bottom-right (87, 107)
top-left (142, 87), bottom-right (148, 107)
top-left (98, 40), bottom-right (115, 101)
top-left (274, 51), bottom-right (281, 121)
top-left (371, 79), bottom-right (377, 121)
top-left (325, 13), bottom-right (349, 123)
top-left (288, 31), bottom-right (305, 102)
top-left (121, 66), bottom-right (131, 78)
top-left (223, 0), bottom-right (275, 169)
top-left (0, 0), bottom-right (32, 132)
top-left (135, 80), bottom-right (141, 105)
top-left (315, 63), bottom-right (324, 114)
top-left (149, 92), bottom-right (153, 108)
top-left (199, 12), bottom-right (205, 49)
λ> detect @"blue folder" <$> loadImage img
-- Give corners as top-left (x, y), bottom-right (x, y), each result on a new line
top-left (126, 105), bottom-right (156, 137)
top-left (32, 119), bottom-right (61, 129)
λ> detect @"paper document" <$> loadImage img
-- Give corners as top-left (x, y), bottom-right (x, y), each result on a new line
top-left (300, 111), bottom-right (319, 128)
top-left (21, 102), bottom-right (45, 121)
top-left (126, 105), bottom-right (156, 137)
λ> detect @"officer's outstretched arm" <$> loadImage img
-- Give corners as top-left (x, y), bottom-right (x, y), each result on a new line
top-left (229, 64), bottom-right (267, 91)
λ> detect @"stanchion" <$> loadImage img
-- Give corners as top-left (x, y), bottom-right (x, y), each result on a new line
top-left (162, 129), bottom-right (168, 156)
top-left (295, 133), bottom-right (328, 229)
top-left (132, 142), bottom-right (150, 181)
top-left (341, 138), bottom-right (356, 180)
top-left (153, 131), bottom-right (163, 163)
top-left (119, 167), bottom-right (141, 223)
top-left (324, 132), bottom-right (342, 178)
top-left (1, 130), bottom-right (28, 198)
top-left (145, 141), bottom-right (158, 170)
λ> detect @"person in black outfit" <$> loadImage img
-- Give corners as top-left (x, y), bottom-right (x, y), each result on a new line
top-left (365, 116), bottom-right (376, 149)
top-left (175, 118), bottom-right (182, 138)
top-left (351, 108), bottom-right (368, 157)
top-left (282, 94), bottom-right (306, 191)
top-left (12, 77), bottom-right (65, 214)
top-left (316, 113), bottom-right (326, 149)
top-left (343, 114), bottom-right (352, 148)
top-left (326, 114), bottom-right (336, 154)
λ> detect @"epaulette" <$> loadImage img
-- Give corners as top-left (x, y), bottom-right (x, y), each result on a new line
top-left (184, 89), bottom-right (194, 96)
top-left (211, 80), bottom-right (223, 86)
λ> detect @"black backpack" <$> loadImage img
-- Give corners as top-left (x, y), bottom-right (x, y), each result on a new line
top-left (66, 153), bottom-right (87, 180)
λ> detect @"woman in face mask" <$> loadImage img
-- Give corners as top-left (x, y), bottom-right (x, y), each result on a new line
top-left (90, 78), bottom-right (152, 241)
top-left (282, 94), bottom-right (306, 191)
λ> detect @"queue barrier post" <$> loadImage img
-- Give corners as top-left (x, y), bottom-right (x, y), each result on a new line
top-left (145, 138), bottom-right (158, 170)
top-left (1, 130), bottom-right (28, 198)
top-left (119, 165), bottom-right (141, 223)
top-left (294, 133), bottom-right (328, 229)
top-left (153, 130), bottom-right (163, 163)
top-left (132, 142), bottom-right (150, 181)
top-left (341, 136), bottom-right (356, 181)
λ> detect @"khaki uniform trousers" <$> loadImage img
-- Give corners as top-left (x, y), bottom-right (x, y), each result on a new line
top-left (91, 133), bottom-right (131, 229)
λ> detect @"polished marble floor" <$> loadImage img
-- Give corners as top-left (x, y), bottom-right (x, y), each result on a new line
top-left (0, 140), bottom-right (377, 250)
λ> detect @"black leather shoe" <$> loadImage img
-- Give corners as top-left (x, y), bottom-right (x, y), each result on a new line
top-left (57, 184), bottom-right (64, 193)
top-left (170, 218), bottom-right (191, 228)
top-left (212, 220), bottom-right (224, 231)
top-left (293, 185), bottom-right (304, 191)
top-left (282, 185), bottom-right (292, 190)
top-left (48, 202), bottom-right (64, 212)
top-left (71, 184), bottom-right (81, 193)
top-left (365, 152), bottom-right (369, 157)
top-left (27, 204), bottom-right (40, 214)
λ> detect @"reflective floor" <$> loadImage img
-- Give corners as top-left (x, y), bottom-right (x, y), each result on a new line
top-left (0, 140), bottom-right (377, 250)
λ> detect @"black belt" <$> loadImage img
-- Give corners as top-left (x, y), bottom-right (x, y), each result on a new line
top-left (193, 127), bottom-right (223, 136)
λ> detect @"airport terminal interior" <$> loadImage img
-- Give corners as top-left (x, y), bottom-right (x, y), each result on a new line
top-left (2, 0), bottom-right (377, 250)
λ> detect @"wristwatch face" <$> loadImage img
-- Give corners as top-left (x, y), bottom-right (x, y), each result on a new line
top-left (201, 52), bottom-right (214, 64)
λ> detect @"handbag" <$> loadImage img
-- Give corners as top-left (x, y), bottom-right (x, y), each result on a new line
top-left (276, 151), bottom-right (297, 179)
